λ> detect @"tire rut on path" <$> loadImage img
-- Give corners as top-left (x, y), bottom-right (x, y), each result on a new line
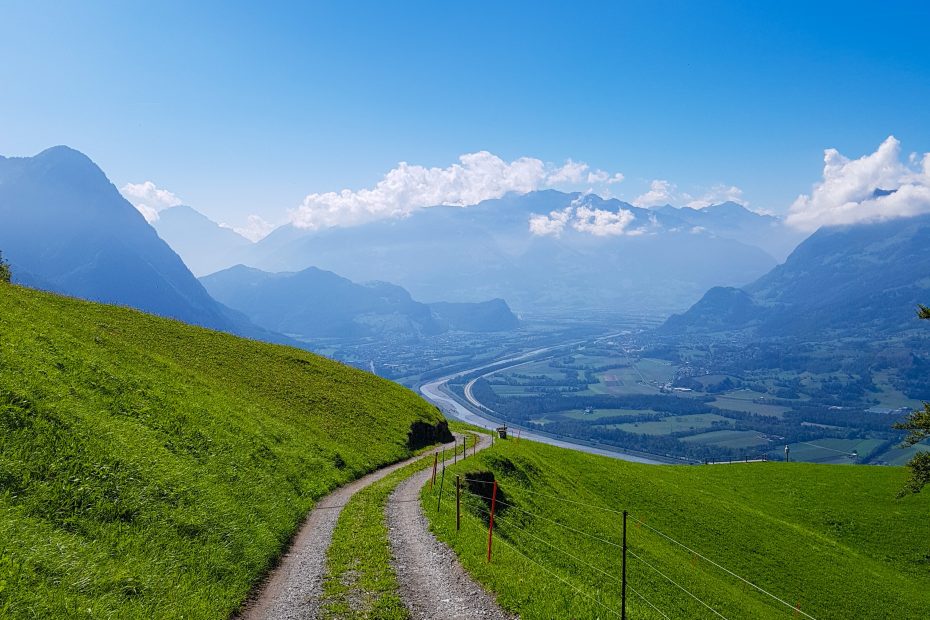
top-left (387, 434), bottom-right (516, 620)
top-left (236, 436), bottom-right (461, 620)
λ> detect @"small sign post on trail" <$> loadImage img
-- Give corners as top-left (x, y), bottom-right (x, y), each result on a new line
top-left (486, 480), bottom-right (498, 562)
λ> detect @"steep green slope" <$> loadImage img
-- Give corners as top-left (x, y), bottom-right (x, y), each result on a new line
top-left (424, 438), bottom-right (930, 619)
top-left (0, 284), bottom-right (449, 619)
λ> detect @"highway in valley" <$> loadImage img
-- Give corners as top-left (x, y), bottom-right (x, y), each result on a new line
top-left (418, 343), bottom-right (670, 465)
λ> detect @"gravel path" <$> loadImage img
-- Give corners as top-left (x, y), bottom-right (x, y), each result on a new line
top-left (236, 437), bottom-right (461, 620)
top-left (387, 434), bottom-right (516, 620)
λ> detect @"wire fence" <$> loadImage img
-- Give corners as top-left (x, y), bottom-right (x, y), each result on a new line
top-left (426, 468), bottom-right (818, 620)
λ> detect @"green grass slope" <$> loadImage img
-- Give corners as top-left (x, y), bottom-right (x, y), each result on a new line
top-left (424, 438), bottom-right (930, 619)
top-left (0, 284), bottom-right (448, 619)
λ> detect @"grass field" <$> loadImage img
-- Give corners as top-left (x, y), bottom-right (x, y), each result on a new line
top-left (680, 429), bottom-right (772, 450)
top-left (613, 413), bottom-right (732, 435)
top-left (561, 408), bottom-right (647, 421)
top-left (774, 439), bottom-right (888, 464)
top-left (423, 438), bottom-right (930, 619)
top-left (710, 396), bottom-right (791, 417)
top-left (0, 285), bottom-right (448, 619)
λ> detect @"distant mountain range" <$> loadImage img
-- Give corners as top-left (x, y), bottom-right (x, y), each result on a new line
top-left (153, 205), bottom-right (252, 276)
top-left (0, 146), bottom-right (524, 344)
top-left (177, 191), bottom-right (800, 315)
top-left (661, 213), bottom-right (930, 337)
top-left (200, 265), bottom-right (519, 340)
top-left (0, 146), bottom-right (265, 338)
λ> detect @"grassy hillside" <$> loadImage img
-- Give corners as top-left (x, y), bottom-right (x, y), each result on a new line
top-left (0, 284), bottom-right (448, 619)
top-left (424, 438), bottom-right (930, 619)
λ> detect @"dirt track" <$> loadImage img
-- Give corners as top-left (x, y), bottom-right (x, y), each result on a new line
top-left (387, 434), bottom-right (516, 620)
top-left (236, 437), bottom-right (460, 620)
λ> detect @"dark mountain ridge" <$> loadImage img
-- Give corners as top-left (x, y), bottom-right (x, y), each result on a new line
top-left (0, 146), bottom-right (278, 342)
top-left (200, 264), bottom-right (520, 340)
top-left (661, 213), bottom-right (930, 337)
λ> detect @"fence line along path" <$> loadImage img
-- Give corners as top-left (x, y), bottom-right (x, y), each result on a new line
top-left (387, 433), bottom-right (516, 620)
top-left (235, 434), bottom-right (464, 620)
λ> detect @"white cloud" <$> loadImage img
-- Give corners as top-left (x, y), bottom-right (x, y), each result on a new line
top-left (572, 205), bottom-right (636, 236)
top-left (221, 214), bottom-right (274, 242)
top-left (586, 169), bottom-right (625, 185)
top-left (289, 151), bottom-right (625, 230)
top-left (632, 179), bottom-right (677, 207)
top-left (786, 136), bottom-right (930, 232)
top-left (633, 179), bottom-right (748, 210)
top-left (686, 184), bottom-right (746, 209)
top-left (529, 197), bottom-right (642, 238)
top-left (528, 207), bottom-right (572, 236)
top-left (546, 159), bottom-right (589, 185)
top-left (120, 181), bottom-right (183, 223)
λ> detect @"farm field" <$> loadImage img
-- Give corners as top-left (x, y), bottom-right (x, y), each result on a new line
top-left (710, 396), bottom-right (791, 417)
top-left (680, 429), bottom-right (772, 450)
top-left (561, 408), bottom-right (647, 420)
top-left (423, 438), bottom-right (930, 619)
top-left (0, 285), bottom-right (449, 619)
top-left (878, 440), bottom-right (930, 466)
top-left (613, 413), bottom-right (733, 435)
top-left (772, 439), bottom-right (887, 464)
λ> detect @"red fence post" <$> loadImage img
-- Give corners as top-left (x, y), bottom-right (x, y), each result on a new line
top-left (486, 480), bottom-right (498, 562)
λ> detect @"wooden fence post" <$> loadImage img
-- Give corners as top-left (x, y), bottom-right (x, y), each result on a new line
top-left (456, 475), bottom-right (461, 530)
top-left (430, 452), bottom-right (438, 489)
top-left (486, 479), bottom-right (498, 562)
top-left (437, 466), bottom-right (446, 512)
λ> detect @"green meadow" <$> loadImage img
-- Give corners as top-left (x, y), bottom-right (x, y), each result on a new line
top-left (0, 285), bottom-right (446, 618)
top-left (423, 437), bottom-right (930, 619)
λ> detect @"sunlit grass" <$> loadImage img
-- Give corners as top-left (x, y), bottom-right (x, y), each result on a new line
top-left (0, 284), bottom-right (446, 618)
top-left (424, 438), bottom-right (930, 619)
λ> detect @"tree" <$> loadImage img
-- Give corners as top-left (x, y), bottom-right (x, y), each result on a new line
top-left (893, 306), bottom-right (930, 495)
top-left (0, 250), bottom-right (10, 284)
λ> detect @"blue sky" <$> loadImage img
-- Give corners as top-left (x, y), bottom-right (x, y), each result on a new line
top-left (2, 1), bottom-right (928, 234)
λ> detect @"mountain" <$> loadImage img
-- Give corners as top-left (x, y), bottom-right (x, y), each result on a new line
top-left (661, 213), bottom-right (930, 336)
top-left (236, 191), bottom-right (787, 316)
top-left (0, 283), bottom-right (450, 617)
top-left (429, 299), bottom-right (520, 332)
top-left (200, 264), bottom-right (520, 340)
top-left (653, 201), bottom-right (804, 260)
top-left (152, 205), bottom-right (253, 276)
top-left (0, 146), bottom-right (272, 339)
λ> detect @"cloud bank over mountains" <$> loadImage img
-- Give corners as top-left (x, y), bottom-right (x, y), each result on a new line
top-left (787, 136), bottom-right (930, 231)
top-left (120, 181), bottom-right (183, 223)
top-left (123, 138), bottom-right (930, 241)
top-left (288, 151), bottom-right (625, 230)
top-left (528, 196), bottom-right (646, 237)
top-left (632, 179), bottom-right (746, 209)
